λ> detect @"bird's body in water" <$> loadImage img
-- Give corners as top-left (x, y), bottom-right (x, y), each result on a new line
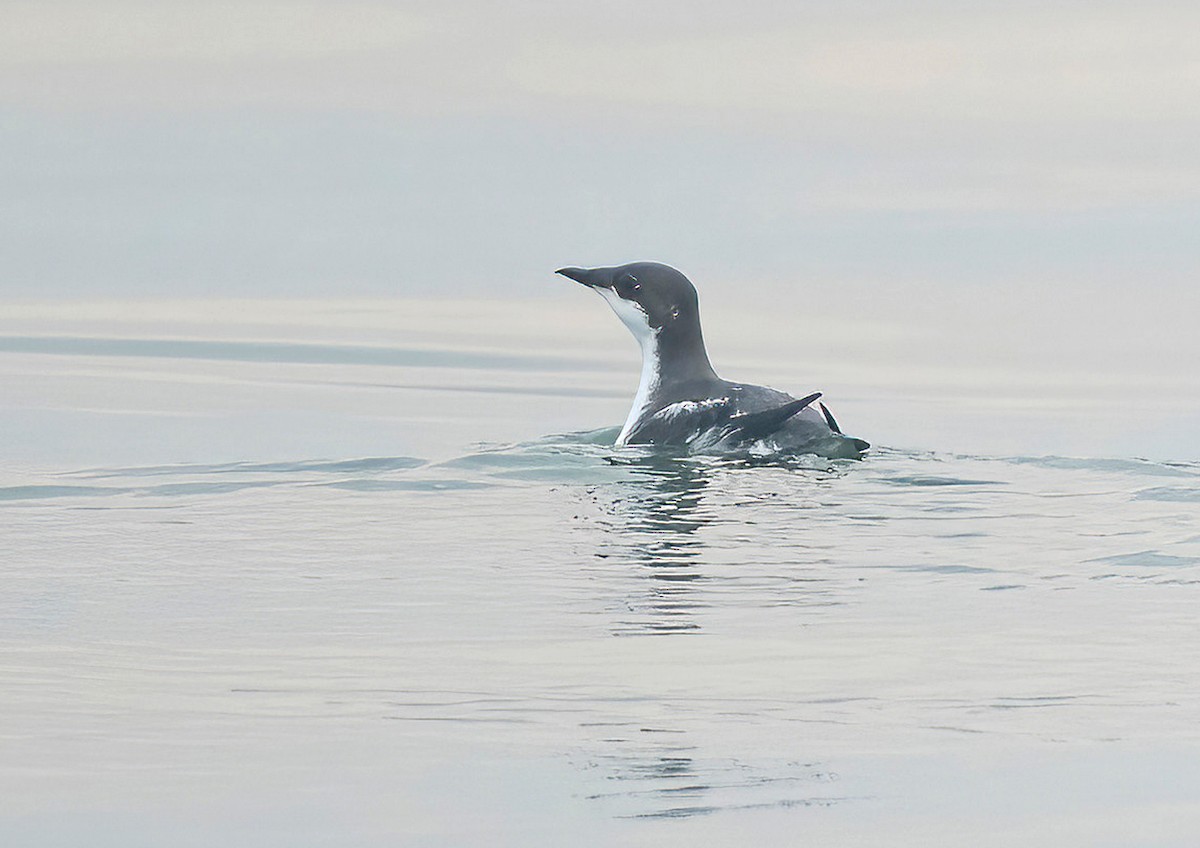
top-left (557, 262), bottom-right (870, 460)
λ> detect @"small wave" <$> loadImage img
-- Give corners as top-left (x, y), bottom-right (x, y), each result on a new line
top-left (891, 564), bottom-right (999, 574)
top-left (139, 481), bottom-right (285, 497)
top-left (77, 456), bottom-right (426, 478)
top-left (436, 436), bottom-right (629, 484)
top-left (1004, 455), bottom-right (1200, 478)
top-left (233, 457), bottom-right (427, 474)
top-left (1087, 551), bottom-right (1200, 569)
top-left (877, 475), bottom-right (1005, 487)
top-left (1134, 486), bottom-right (1200, 503)
top-left (3, 455), bottom-right (433, 504)
top-left (320, 479), bottom-right (493, 492)
top-left (988, 695), bottom-right (1087, 710)
top-left (0, 484), bottom-right (132, 502)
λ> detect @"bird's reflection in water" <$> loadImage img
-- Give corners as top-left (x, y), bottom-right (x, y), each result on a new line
top-left (576, 450), bottom-right (855, 635)
top-left (579, 722), bottom-right (842, 819)
top-left (587, 453), bottom-right (718, 636)
top-left (571, 450), bottom-right (854, 818)
top-left (581, 726), bottom-right (708, 816)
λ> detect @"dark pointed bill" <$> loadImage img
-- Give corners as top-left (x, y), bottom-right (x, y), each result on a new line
top-left (556, 267), bottom-right (605, 288)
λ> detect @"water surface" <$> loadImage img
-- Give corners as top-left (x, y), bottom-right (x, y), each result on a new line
top-left (2, 299), bottom-right (1198, 846)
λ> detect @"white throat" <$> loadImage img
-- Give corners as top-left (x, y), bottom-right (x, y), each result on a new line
top-left (595, 288), bottom-right (661, 445)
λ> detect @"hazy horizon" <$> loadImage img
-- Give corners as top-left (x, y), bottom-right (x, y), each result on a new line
top-left (3, 1), bottom-right (1198, 303)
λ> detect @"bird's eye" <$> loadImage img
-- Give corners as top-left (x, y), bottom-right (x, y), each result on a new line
top-left (616, 274), bottom-right (640, 297)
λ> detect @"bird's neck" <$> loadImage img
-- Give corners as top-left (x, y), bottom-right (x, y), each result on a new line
top-left (617, 323), bottom-right (720, 445)
top-left (655, 319), bottom-right (719, 388)
top-left (617, 333), bottom-right (661, 445)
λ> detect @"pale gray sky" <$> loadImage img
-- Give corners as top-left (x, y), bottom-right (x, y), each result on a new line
top-left (2, 1), bottom-right (1198, 298)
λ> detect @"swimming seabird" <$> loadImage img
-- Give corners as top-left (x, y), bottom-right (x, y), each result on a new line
top-left (557, 261), bottom-right (869, 459)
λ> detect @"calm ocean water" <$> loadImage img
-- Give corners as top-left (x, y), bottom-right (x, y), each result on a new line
top-left (2, 296), bottom-right (1198, 846)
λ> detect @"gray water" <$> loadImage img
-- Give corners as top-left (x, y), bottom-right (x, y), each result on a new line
top-left (2, 297), bottom-right (1199, 846)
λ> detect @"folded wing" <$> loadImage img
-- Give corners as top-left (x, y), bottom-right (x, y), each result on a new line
top-left (626, 392), bottom-right (823, 447)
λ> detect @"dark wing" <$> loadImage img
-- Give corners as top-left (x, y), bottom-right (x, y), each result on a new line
top-left (726, 392), bottom-right (822, 442)
top-left (627, 392), bottom-right (823, 447)
top-left (624, 398), bottom-right (733, 445)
